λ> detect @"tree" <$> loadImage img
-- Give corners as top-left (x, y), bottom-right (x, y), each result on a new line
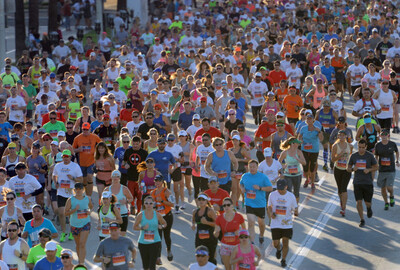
top-left (117, 0), bottom-right (127, 11)
top-left (48, 0), bottom-right (58, 33)
top-left (15, 0), bottom-right (26, 59)
top-left (29, 0), bottom-right (39, 33)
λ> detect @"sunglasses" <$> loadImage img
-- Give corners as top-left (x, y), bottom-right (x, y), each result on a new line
top-left (144, 202), bottom-right (154, 205)
top-left (196, 255), bottom-right (206, 257)
top-left (214, 143), bottom-right (222, 147)
top-left (67, 127), bottom-right (73, 129)
top-left (97, 113), bottom-right (103, 116)
top-left (146, 117), bottom-right (153, 120)
top-left (229, 113), bottom-right (235, 116)
top-left (146, 160), bottom-right (154, 164)
top-left (223, 204), bottom-right (231, 207)
top-left (122, 141), bottom-right (130, 143)
top-left (198, 198), bottom-right (206, 201)
top-left (168, 139), bottom-right (175, 141)
top-left (8, 229), bottom-right (17, 232)
top-left (277, 124), bottom-right (284, 127)
top-left (50, 118), bottom-right (56, 120)
top-left (109, 97), bottom-right (115, 99)
top-left (132, 115), bottom-right (139, 118)
top-left (6, 197), bottom-right (14, 201)
top-left (61, 255), bottom-right (70, 259)
top-left (201, 101), bottom-right (206, 103)
top-left (239, 236), bottom-right (249, 239)
top-left (44, 139), bottom-right (50, 142)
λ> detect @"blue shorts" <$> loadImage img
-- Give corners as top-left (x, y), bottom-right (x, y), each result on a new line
top-left (81, 164), bottom-right (94, 177)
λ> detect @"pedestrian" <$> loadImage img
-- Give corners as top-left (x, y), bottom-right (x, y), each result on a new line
top-left (191, 193), bottom-right (218, 265)
top-left (133, 196), bottom-right (166, 270)
top-left (97, 191), bottom-right (122, 241)
top-left (239, 160), bottom-right (272, 244)
top-left (33, 241), bottom-right (63, 270)
top-left (267, 179), bottom-right (299, 267)
top-left (64, 182), bottom-right (93, 264)
top-left (230, 229), bottom-right (262, 269)
top-left (204, 176), bottom-right (230, 214)
top-left (189, 245), bottom-right (218, 270)
top-left (347, 139), bottom-right (379, 227)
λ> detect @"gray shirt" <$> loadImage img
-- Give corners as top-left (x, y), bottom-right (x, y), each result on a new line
top-left (87, 59), bottom-right (103, 80)
top-left (195, 105), bottom-right (215, 120)
top-left (348, 151), bottom-right (377, 185)
top-left (95, 236), bottom-right (135, 270)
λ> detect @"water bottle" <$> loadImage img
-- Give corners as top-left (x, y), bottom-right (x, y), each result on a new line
top-left (141, 181), bottom-right (146, 194)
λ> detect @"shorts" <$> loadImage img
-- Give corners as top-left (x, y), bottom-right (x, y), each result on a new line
top-left (26, 109), bottom-right (33, 119)
top-left (353, 184), bottom-right (373, 203)
top-left (171, 119), bottom-right (178, 124)
top-left (81, 165), bottom-right (94, 177)
top-left (49, 189), bottom-right (57, 202)
top-left (96, 177), bottom-right (111, 187)
top-left (220, 243), bottom-right (236, 256)
top-left (121, 215), bottom-right (128, 232)
top-left (171, 167), bottom-right (182, 182)
top-left (73, 13), bottom-right (82, 20)
top-left (181, 167), bottom-right (192, 176)
top-left (219, 115), bottom-right (225, 122)
top-left (377, 118), bottom-right (392, 131)
top-left (57, 195), bottom-right (69, 208)
top-left (302, 151), bottom-right (318, 172)
top-left (351, 85), bottom-right (360, 95)
top-left (245, 206), bottom-right (265, 219)
top-left (23, 212), bottom-right (33, 221)
top-left (377, 171), bottom-right (396, 188)
top-left (219, 181), bottom-right (232, 194)
top-left (71, 222), bottom-right (91, 236)
top-left (321, 132), bottom-right (330, 145)
top-left (287, 117), bottom-right (298, 125)
top-left (271, 228), bottom-right (293, 240)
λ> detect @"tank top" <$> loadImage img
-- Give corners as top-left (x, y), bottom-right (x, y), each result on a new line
top-left (331, 56), bottom-right (344, 68)
top-left (381, 69), bottom-right (391, 81)
top-left (41, 145), bottom-right (51, 159)
top-left (178, 142), bottom-right (191, 164)
top-left (138, 210), bottom-right (161, 244)
top-left (363, 124), bottom-right (378, 151)
top-left (3, 239), bottom-right (26, 270)
top-left (143, 170), bottom-right (156, 195)
top-left (211, 151), bottom-right (231, 185)
top-left (377, 89), bottom-right (394, 119)
top-left (334, 142), bottom-right (351, 170)
top-left (95, 158), bottom-right (113, 184)
top-left (0, 90), bottom-right (8, 110)
top-left (58, 91), bottom-right (69, 112)
top-left (6, 156), bottom-right (20, 178)
top-left (128, 91), bottom-right (144, 111)
top-left (195, 207), bottom-right (215, 241)
top-left (77, 116), bottom-right (92, 133)
top-left (151, 187), bottom-right (172, 216)
top-left (191, 146), bottom-right (200, 177)
top-left (114, 185), bottom-right (128, 216)
top-left (303, 85), bottom-right (313, 96)
top-left (70, 195), bottom-right (90, 228)
top-left (1, 206), bottom-right (19, 237)
top-left (235, 244), bottom-right (256, 270)
top-left (147, 144), bottom-right (158, 153)
top-left (308, 52), bottom-right (320, 69)
top-left (218, 96), bottom-right (231, 115)
top-left (313, 89), bottom-right (326, 109)
top-left (271, 131), bottom-right (289, 160)
top-left (312, 74), bottom-right (324, 84)
top-left (318, 108), bottom-right (335, 132)
top-left (153, 114), bottom-right (166, 136)
top-left (68, 101), bottom-right (81, 120)
top-left (264, 101), bottom-right (279, 114)
top-left (233, 147), bottom-right (246, 174)
top-left (284, 151), bottom-right (301, 176)
top-left (98, 204), bottom-right (116, 238)
top-left (31, 66), bottom-right (41, 87)
top-left (24, 130), bottom-right (34, 140)
top-left (19, 135), bottom-right (29, 150)
top-left (106, 68), bottom-right (119, 86)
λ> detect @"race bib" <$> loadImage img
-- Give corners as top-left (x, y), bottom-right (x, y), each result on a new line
top-left (112, 252), bottom-right (126, 266)
top-left (82, 146), bottom-right (91, 153)
top-left (356, 159), bottom-right (367, 170)
top-left (144, 230), bottom-right (155, 241)
top-left (382, 105), bottom-right (390, 112)
top-left (254, 92), bottom-right (262, 98)
top-left (381, 157), bottom-right (391, 166)
top-left (77, 209), bottom-right (88, 219)
top-left (181, 167), bottom-right (187, 174)
top-left (337, 159), bottom-right (347, 168)
top-left (217, 171), bottom-right (228, 179)
top-left (8, 264), bottom-right (18, 270)
top-left (304, 143), bottom-right (313, 150)
top-left (291, 77), bottom-right (297, 83)
top-left (90, 69), bottom-right (96, 75)
top-left (322, 122), bottom-right (330, 128)
top-left (238, 263), bottom-right (251, 270)
top-left (60, 179), bottom-right (71, 189)
top-left (198, 230), bottom-right (210, 239)
top-left (101, 223), bottom-right (110, 235)
top-left (223, 232), bottom-right (236, 243)
top-left (246, 190), bottom-right (256, 199)
top-left (235, 172), bottom-right (243, 179)
top-left (0, 201), bottom-right (6, 207)
top-left (288, 165), bottom-right (298, 174)
top-left (276, 205), bottom-right (287, 215)
top-left (15, 187), bottom-right (25, 198)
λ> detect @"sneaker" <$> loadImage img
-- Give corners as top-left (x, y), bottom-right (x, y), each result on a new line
top-left (259, 237), bottom-right (264, 245)
top-left (323, 164), bottom-right (329, 172)
top-left (359, 219), bottom-right (365, 227)
top-left (188, 194), bottom-right (193, 204)
top-left (167, 251), bottom-right (173, 261)
top-left (180, 203), bottom-right (186, 210)
top-left (367, 207), bottom-right (373, 218)
top-left (330, 161), bottom-right (334, 170)
top-left (311, 183), bottom-right (316, 190)
top-left (303, 180), bottom-right (309, 188)
top-left (174, 205), bottom-right (181, 214)
top-left (390, 196), bottom-right (395, 207)
top-left (340, 209), bottom-right (345, 217)
top-left (276, 247), bottom-right (282, 259)
top-left (156, 258), bottom-right (162, 265)
top-left (384, 203), bottom-right (389, 210)
top-left (315, 173), bottom-right (320, 183)
top-left (281, 259), bottom-right (287, 267)
top-left (60, 233), bottom-right (66, 242)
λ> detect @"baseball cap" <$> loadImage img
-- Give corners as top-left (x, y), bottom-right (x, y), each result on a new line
top-left (82, 122), bottom-right (91, 130)
top-left (90, 52), bottom-right (96, 57)
top-left (232, 135), bottom-right (241, 141)
top-left (197, 194), bottom-right (209, 200)
top-left (103, 101), bottom-right (111, 106)
top-left (8, 142), bottom-right (17, 149)
top-left (154, 175), bottom-right (164, 182)
top-left (200, 96), bottom-right (207, 102)
top-left (264, 147), bottom-right (272, 157)
top-left (255, 72), bottom-right (262, 77)
top-left (57, 131), bottom-right (65, 137)
top-left (323, 99), bottom-right (331, 106)
top-left (61, 249), bottom-right (73, 257)
top-left (208, 176), bottom-right (218, 183)
top-left (120, 69), bottom-right (126, 75)
top-left (62, 149), bottom-right (72, 156)
top-left (142, 70), bottom-right (149, 76)
top-left (15, 162), bottom-right (27, 170)
top-left (109, 221), bottom-right (121, 229)
top-left (193, 114), bottom-right (200, 120)
top-left (43, 82), bottom-right (49, 87)
top-left (32, 142), bottom-right (41, 149)
top-left (74, 182), bottom-right (84, 189)
top-left (276, 111), bottom-right (285, 117)
top-left (45, 241), bottom-right (57, 251)
top-left (39, 228), bottom-right (52, 238)
top-left (50, 73), bottom-right (56, 78)
top-left (277, 179), bottom-right (287, 190)
top-left (103, 114), bottom-right (110, 119)
top-left (157, 137), bottom-right (166, 144)
top-left (102, 191), bottom-right (112, 198)
top-left (338, 116), bottom-right (345, 122)
top-left (239, 229), bottom-right (250, 236)
top-left (178, 130), bottom-right (188, 137)
top-left (111, 170), bottom-right (121, 178)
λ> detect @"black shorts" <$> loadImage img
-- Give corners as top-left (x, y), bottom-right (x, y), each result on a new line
top-left (26, 109), bottom-right (33, 119)
top-left (302, 151), bottom-right (319, 172)
top-left (219, 115), bottom-right (225, 122)
top-left (353, 184), bottom-right (373, 203)
top-left (287, 117), bottom-right (298, 124)
top-left (49, 189), bottom-right (57, 202)
top-left (23, 212), bottom-right (33, 221)
top-left (171, 167), bottom-right (182, 182)
top-left (271, 228), bottom-right (293, 240)
top-left (181, 167), bottom-right (192, 176)
top-left (171, 120), bottom-right (178, 124)
top-left (57, 195), bottom-right (69, 208)
top-left (219, 181), bottom-right (232, 194)
top-left (96, 178), bottom-right (111, 187)
top-left (121, 215), bottom-right (128, 232)
top-left (351, 85), bottom-right (360, 95)
top-left (245, 205), bottom-right (265, 219)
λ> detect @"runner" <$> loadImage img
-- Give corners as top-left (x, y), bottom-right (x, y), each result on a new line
top-left (96, 191), bottom-right (122, 241)
top-left (230, 229), bottom-right (262, 269)
top-left (0, 221), bottom-right (30, 269)
top-left (94, 142), bottom-right (115, 200)
top-left (189, 246), bottom-right (218, 270)
top-left (0, 191), bottom-right (25, 240)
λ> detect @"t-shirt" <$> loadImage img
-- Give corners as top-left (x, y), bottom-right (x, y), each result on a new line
top-left (95, 236), bottom-right (135, 270)
top-left (196, 144), bottom-right (215, 178)
top-left (147, 150), bottom-right (175, 182)
top-left (0, 122), bottom-right (13, 142)
top-left (114, 146), bottom-right (131, 175)
top-left (195, 106), bottom-right (215, 120)
top-left (116, 77), bottom-right (133, 95)
top-left (204, 188), bottom-right (230, 211)
top-left (26, 244), bottom-right (62, 265)
top-left (268, 190), bottom-right (297, 229)
top-left (255, 122), bottom-right (293, 149)
top-left (123, 148), bottom-right (148, 181)
top-left (72, 133), bottom-right (102, 167)
top-left (299, 125), bottom-right (320, 153)
top-left (283, 95), bottom-right (303, 119)
top-left (24, 84), bottom-right (37, 110)
top-left (258, 159), bottom-right (283, 188)
top-left (9, 174), bottom-right (42, 214)
top-left (374, 141), bottom-right (398, 172)
top-left (126, 121), bottom-right (144, 137)
top-left (5, 96), bottom-right (26, 122)
top-left (53, 161), bottom-right (83, 198)
top-left (178, 112), bottom-right (195, 130)
top-left (22, 218), bottom-right (58, 247)
top-left (26, 155), bottom-right (47, 184)
top-left (33, 257), bottom-right (63, 270)
top-left (194, 127), bottom-right (222, 141)
top-left (215, 212), bottom-right (245, 245)
top-left (240, 172), bottom-right (272, 208)
top-left (348, 151), bottom-right (377, 185)
top-left (43, 121), bottom-right (66, 141)
top-left (137, 123), bottom-right (160, 140)
top-left (189, 262), bottom-right (217, 270)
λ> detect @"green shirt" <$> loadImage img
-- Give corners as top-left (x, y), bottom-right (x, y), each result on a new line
top-left (116, 76), bottom-right (132, 95)
top-left (169, 21), bottom-right (183, 30)
top-left (169, 95), bottom-right (181, 121)
top-left (26, 244), bottom-right (62, 265)
top-left (43, 121), bottom-right (66, 141)
top-left (0, 72), bottom-right (19, 87)
top-left (24, 84), bottom-right (37, 110)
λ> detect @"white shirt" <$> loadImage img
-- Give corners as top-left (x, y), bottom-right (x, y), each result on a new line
top-left (363, 72), bottom-right (381, 92)
top-left (34, 104), bottom-right (49, 124)
top-left (196, 144), bottom-right (214, 178)
top-left (386, 46), bottom-right (400, 59)
top-left (376, 88), bottom-right (395, 119)
top-left (99, 37), bottom-right (112, 52)
top-left (48, 80), bottom-right (61, 92)
top-left (36, 90), bottom-right (59, 104)
top-left (189, 262), bottom-right (217, 270)
top-left (126, 121), bottom-right (144, 136)
top-left (186, 124), bottom-right (202, 140)
top-left (347, 64), bottom-right (368, 86)
top-left (6, 96), bottom-right (26, 122)
top-left (90, 87), bottom-right (107, 103)
top-left (53, 161), bottom-right (83, 198)
top-left (258, 159), bottom-right (282, 188)
top-left (285, 67), bottom-right (303, 89)
top-left (353, 98), bottom-right (382, 115)
top-left (330, 99), bottom-right (343, 115)
top-left (268, 190), bottom-right (297, 229)
top-left (109, 90), bottom-right (127, 106)
top-left (52, 45), bottom-right (71, 60)
top-left (247, 80), bottom-right (268, 106)
top-left (76, 59), bottom-right (88, 77)
top-left (9, 174), bottom-right (42, 213)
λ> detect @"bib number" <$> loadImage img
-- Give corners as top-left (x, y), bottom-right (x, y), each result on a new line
top-left (198, 230), bottom-right (210, 239)
top-left (246, 190), bottom-right (256, 199)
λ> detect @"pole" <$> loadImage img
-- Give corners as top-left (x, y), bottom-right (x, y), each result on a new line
top-left (96, 0), bottom-right (103, 34)
top-left (0, 0), bottom-right (5, 70)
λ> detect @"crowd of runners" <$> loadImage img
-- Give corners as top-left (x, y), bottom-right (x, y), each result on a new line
top-left (0, 0), bottom-right (399, 269)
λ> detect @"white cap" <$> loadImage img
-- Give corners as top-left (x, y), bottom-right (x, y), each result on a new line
top-left (120, 69), bottom-right (127, 75)
top-left (254, 57), bottom-right (261, 61)
top-left (305, 109), bottom-right (313, 115)
top-left (103, 101), bottom-right (111, 106)
top-left (57, 131), bottom-right (65, 137)
top-left (232, 135), bottom-right (241, 141)
top-left (142, 70), bottom-right (149, 76)
top-left (276, 111), bottom-right (285, 117)
top-left (193, 114), bottom-right (200, 120)
top-left (174, 16), bottom-right (179, 20)
top-left (178, 130), bottom-right (188, 137)
top-left (154, 17), bottom-right (158, 21)
top-left (264, 147), bottom-right (272, 157)
top-left (90, 52), bottom-right (96, 57)
top-left (111, 170), bottom-right (121, 178)
top-left (260, 37), bottom-right (266, 41)
top-left (45, 241), bottom-right (57, 251)
top-left (102, 191), bottom-right (112, 198)
top-left (51, 141), bottom-right (59, 146)
top-left (255, 72), bottom-right (262, 77)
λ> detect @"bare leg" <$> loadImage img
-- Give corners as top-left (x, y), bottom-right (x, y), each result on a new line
top-left (282, 238), bottom-right (289, 260)
top-left (247, 214), bottom-right (256, 243)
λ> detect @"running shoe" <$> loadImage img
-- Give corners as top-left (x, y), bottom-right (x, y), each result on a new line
top-left (384, 203), bottom-right (389, 211)
top-left (303, 180), bottom-right (309, 188)
top-left (156, 258), bottom-right (162, 265)
top-left (68, 232), bottom-right (74, 240)
top-left (323, 164), bottom-right (329, 172)
top-left (359, 219), bottom-right (365, 227)
top-left (259, 237), bottom-right (264, 245)
top-left (188, 194), bottom-right (193, 204)
top-left (174, 205), bottom-right (181, 214)
top-left (367, 207), bottom-right (373, 218)
top-left (340, 209), bottom-right (345, 217)
top-left (180, 203), bottom-right (186, 210)
top-left (281, 259), bottom-right (287, 267)
top-left (167, 251), bottom-right (173, 261)
top-left (390, 196), bottom-right (395, 207)
top-left (60, 233), bottom-right (66, 242)
top-left (315, 173), bottom-right (320, 183)
top-left (276, 247), bottom-right (282, 259)
top-left (311, 183), bottom-right (316, 190)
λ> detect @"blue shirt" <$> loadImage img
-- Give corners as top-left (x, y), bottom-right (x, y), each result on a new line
top-left (232, 97), bottom-right (246, 113)
top-left (324, 33), bottom-right (339, 42)
top-left (148, 150), bottom-right (175, 182)
top-left (321, 65), bottom-right (335, 84)
top-left (23, 218), bottom-right (58, 247)
top-left (33, 256), bottom-right (63, 270)
top-left (0, 122), bottom-right (13, 142)
top-left (224, 108), bottom-right (245, 122)
top-left (114, 146), bottom-right (131, 175)
top-left (240, 172), bottom-right (271, 208)
top-left (178, 111), bottom-right (195, 130)
top-left (299, 124), bottom-right (320, 153)
top-left (90, 120), bottom-right (102, 132)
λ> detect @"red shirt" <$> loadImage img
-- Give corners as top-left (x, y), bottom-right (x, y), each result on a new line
top-left (42, 112), bottom-right (66, 126)
top-left (120, 108), bottom-right (133, 123)
top-left (255, 121), bottom-right (293, 149)
top-left (215, 212), bottom-right (245, 245)
top-left (194, 127), bottom-right (222, 141)
top-left (268, 70), bottom-right (287, 88)
top-left (204, 188), bottom-right (230, 213)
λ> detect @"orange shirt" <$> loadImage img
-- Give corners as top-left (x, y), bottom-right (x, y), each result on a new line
top-left (275, 88), bottom-right (289, 105)
top-left (269, 70), bottom-right (287, 89)
top-left (255, 121), bottom-right (293, 149)
top-left (204, 188), bottom-right (230, 214)
top-left (72, 133), bottom-right (102, 166)
top-left (283, 95), bottom-right (303, 119)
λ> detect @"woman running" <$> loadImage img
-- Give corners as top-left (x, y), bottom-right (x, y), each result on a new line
top-left (230, 229), bottom-right (262, 269)
top-left (97, 191), bottom-right (122, 240)
top-left (94, 142), bottom-right (115, 199)
top-left (0, 190), bottom-right (25, 240)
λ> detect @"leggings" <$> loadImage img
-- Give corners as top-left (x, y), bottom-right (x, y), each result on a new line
top-left (285, 174), bottom-right (302, 198)
top-left (158, 211), bottom-right (173, 257)
top-left (251, 105), bottom-right (262, 125)
top-left (333, 167), bottom-right (351, 194)
top-left (139, 242), bottom-right (161, 270)
top-left (192, 176), bottom-right (208, 198)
